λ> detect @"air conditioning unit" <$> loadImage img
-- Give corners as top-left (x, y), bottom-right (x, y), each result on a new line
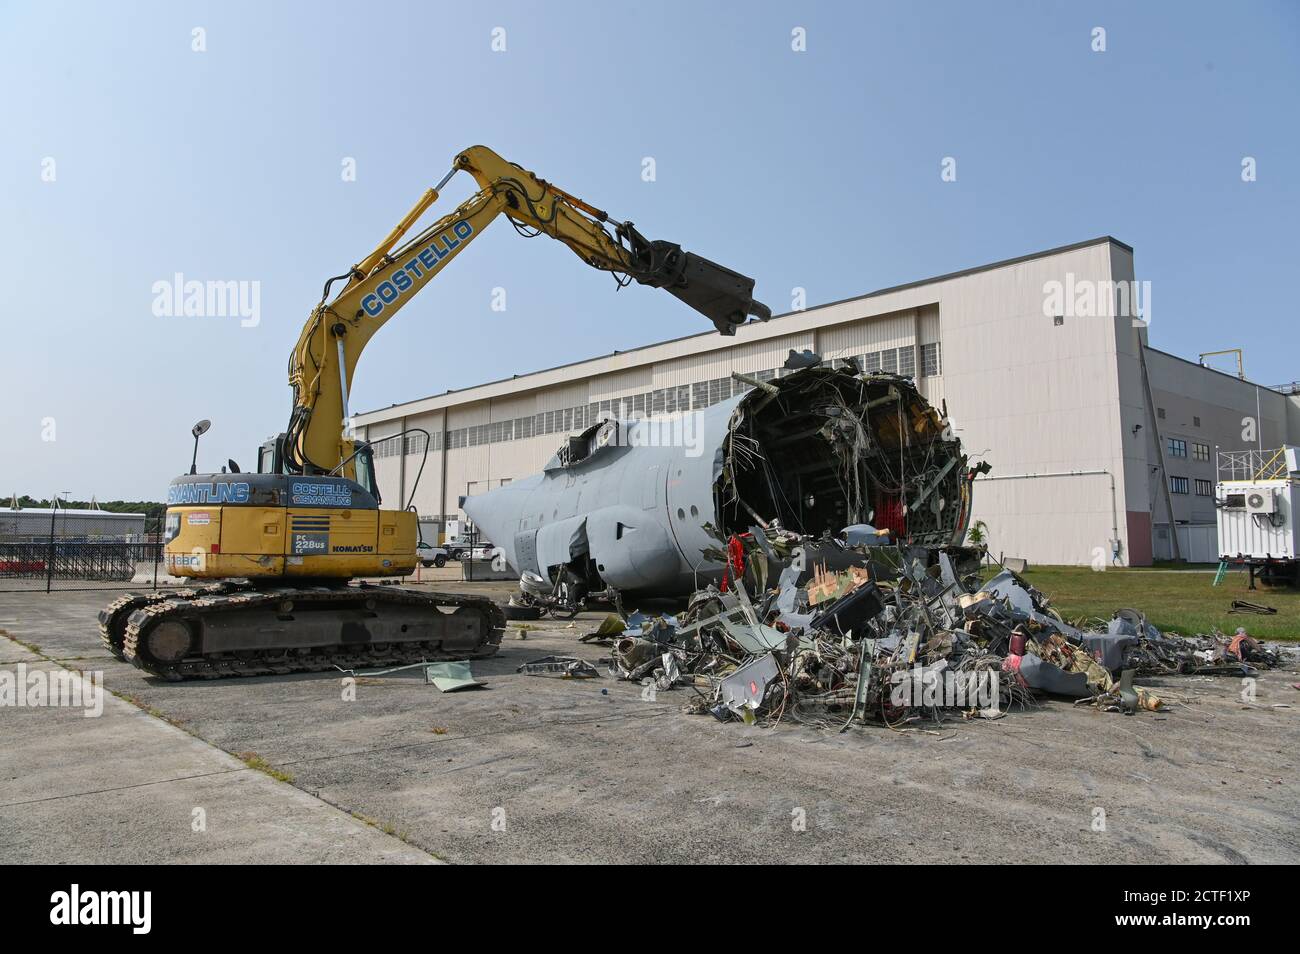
top-left (1246, 490), bottom-right (1276, 515)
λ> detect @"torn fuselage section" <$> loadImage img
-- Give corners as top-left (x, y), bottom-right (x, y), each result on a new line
top-left (717, 367), bottom-right (971, 545)
top-left (463, 364), bottom-right (978, 600)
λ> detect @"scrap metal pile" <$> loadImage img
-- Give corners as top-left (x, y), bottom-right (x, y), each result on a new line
top-left (586, 532), bottom-right (1291, 729)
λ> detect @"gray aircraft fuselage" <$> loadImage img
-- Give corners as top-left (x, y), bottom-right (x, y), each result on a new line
top-left (462, 365), bottom-right (972, 597)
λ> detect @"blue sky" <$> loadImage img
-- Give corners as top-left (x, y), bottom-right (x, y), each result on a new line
top-left (2, 0), bottom-right (1296, 499)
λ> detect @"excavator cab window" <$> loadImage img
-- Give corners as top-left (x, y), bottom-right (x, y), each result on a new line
top-left (355, 445), bottom-right (380, 504)
top-left (258, 436), bottom-right (287, 474)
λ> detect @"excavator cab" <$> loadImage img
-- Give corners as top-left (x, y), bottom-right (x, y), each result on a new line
top-left (257, 436), bottom-right (285, 475)
top-left (257, 434), bottom-right (379, 500)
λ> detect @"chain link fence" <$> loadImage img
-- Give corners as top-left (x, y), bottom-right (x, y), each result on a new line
top-left (0, 507), bottom-right (518, 592)
top-left (0, 507), bottom-right (166, 593)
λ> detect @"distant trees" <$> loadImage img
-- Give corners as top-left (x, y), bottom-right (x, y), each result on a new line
top-left (9, 495), bottom-right (166, 521)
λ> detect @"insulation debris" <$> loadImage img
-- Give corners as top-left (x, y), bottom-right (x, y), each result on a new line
top-left (584, 531), bottom-right (1295, 730)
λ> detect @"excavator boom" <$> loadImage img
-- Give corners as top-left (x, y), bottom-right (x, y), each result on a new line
top-left (104, 145), bottom-right (768, 681)
top-left (287, 145), bottom-right (769, 478)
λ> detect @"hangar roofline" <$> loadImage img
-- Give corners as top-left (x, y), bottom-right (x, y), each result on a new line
top-left (355, 235), bottom-right (1133, 422)
top-left (1143, 345), bottom-right (1288, 395)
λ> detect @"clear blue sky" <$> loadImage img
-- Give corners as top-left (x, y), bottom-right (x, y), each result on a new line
top-left (3, 0), bottom-right (1296, 500)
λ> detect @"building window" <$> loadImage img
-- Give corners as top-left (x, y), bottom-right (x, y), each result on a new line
top-left (1192, 442), bottom-right (1209, 461)
top-left (1193, 415), bottom-right (1201, 428)
top-left (1194, 479), bottom-right (1212, 496)
top-left (861, 351), bottom-right (882, 372)
top-left (1157, 407), bottom-right (1166, 420)
top-left (920, 342), bottom-right (942, 377)
top-left (1167, 438), bottom-right (1187, 458)
top-left (897, 346), bottom-right (916, 378)
top-left (1170, 476), bottom-right (1189, 495)
top-left (881, 348), bottom-right (899, 374)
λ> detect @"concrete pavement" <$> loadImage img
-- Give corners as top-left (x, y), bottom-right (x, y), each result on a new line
top-left (2, 583), bottom-right (1298, 864)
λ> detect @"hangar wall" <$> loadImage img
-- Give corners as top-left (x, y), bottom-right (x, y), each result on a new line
top-left (356, 237), bottom-right (1295, 566)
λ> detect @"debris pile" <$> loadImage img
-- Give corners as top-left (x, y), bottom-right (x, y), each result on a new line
top-left (585, 532), bottom-right (1293, 729)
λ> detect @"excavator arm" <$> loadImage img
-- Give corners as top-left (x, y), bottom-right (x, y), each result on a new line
top-left (285, 145), bottom-right (770, 477)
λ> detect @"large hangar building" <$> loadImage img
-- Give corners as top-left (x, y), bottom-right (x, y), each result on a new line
top-left (355, 237), bottom-right (1299, 566)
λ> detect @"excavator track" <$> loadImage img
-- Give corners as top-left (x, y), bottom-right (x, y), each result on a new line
top-left (98, 584), bottom-right (232, 659)
top-left (119, 584), bottom-right (505, 681)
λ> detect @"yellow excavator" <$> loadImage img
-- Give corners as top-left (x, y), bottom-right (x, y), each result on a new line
top-left (99, 145), bottom-right (770, 679)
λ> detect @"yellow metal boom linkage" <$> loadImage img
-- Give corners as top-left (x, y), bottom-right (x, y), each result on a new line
top-left (285, 145), bottom-right (768, 478)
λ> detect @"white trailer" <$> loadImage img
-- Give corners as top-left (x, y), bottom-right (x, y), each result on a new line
top-left (1216, 447), bottom-right (1299, 587)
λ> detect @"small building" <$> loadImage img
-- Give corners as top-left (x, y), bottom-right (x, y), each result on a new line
top-left (1216, 447), bottom-right (1298, 584)
top-left (0, 507), bottom-right (148, 543)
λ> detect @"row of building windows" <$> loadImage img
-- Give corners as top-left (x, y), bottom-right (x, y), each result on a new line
top-left (1170, 476), bottom-right (1213, 496)
top-left (1166, 438), bottom-right (1210, 461)
top-left (368, 343), bottom-right (942, 457)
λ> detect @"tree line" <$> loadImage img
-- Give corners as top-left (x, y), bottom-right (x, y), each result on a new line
top-left (8, 496), bottom-right (167, 521)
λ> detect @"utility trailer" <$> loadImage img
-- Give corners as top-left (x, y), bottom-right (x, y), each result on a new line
top-left (1216, 446), bottom-right (1299, 588)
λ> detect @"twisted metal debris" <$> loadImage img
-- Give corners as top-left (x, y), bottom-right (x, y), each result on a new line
top-left (587, 530), bottom-right (1293, 729)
